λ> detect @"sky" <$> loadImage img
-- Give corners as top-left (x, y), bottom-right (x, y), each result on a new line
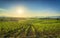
top-left (0, 0), bottom-right (60, 17)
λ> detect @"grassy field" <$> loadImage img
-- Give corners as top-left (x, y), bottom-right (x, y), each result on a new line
top-left (0, 18), bottom-right (60, 38)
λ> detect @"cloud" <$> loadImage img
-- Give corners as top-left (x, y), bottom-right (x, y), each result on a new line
top-left (0, 8), bottom-right (8, 13)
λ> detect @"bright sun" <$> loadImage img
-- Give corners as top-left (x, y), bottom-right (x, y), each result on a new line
top-left (16, 9), bottom-right (24, 14)
top-left (15, 6), bottom-right (26, 14)
top-left (9, 5), bottom-right (28, 17)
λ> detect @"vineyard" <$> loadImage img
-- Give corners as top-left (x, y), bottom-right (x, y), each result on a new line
top-left (0, 18), bottom-right (60, 38)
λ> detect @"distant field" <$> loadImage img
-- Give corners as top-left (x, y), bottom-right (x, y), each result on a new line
top-left (0, 18), bottom-right (60, 38)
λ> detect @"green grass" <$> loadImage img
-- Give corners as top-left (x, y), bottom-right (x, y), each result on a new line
top-left (0, 18), bottom-right (60, 38)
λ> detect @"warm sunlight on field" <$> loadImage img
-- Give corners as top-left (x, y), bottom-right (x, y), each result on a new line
top-left (0, 0), bottom-right (60, 38)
